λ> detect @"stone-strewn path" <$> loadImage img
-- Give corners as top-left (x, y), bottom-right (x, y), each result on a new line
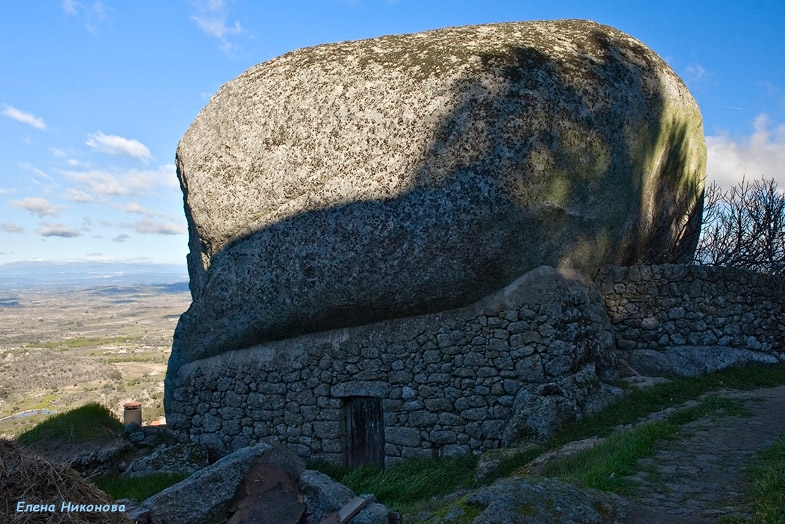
top-left (620, 385), bottom-right (785, 523)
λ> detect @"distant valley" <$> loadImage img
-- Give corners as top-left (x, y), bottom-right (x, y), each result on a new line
top-left (0, 260), bottom-right (188, 290)
top-left (0, 261), bottom-right (191, 437)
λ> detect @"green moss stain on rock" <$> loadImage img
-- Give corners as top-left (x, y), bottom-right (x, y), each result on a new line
top-left (425, 493), bottom-right (486, 524)
top-left (426, 476), bottom-right (625, 523)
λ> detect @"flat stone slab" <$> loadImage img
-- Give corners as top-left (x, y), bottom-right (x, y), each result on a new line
top-left (626, 345), bottom-right (780, 377)
top-left (140, 442), bottom-right (272, 524)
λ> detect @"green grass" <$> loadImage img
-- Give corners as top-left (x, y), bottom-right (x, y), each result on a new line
top-left (540, 396), bottom-right (747, 494)
top-left (16, 402), bottom-right (124, 446)
top-left (738, 435), bottom-right (785, 523)
top-left (31, 336), bottom-right (142, 350)
top-left (93, 472), bottom-right (190, 501)
top-left (310, 454), bottom-right (478, 513)
top-left (307, 459), bottom-right (352, 481)
top-left (549, 363), bottom-right (785, 447)
top-left (481, 446), bottom-right (545, 484)
top-left (542, 422), bottom-right (672, 494)
top-left (23, 393), bottom-right (60, 411)
top-left (100, 354), bottom-right (168, 363)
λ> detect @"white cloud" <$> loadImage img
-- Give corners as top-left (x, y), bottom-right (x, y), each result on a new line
top-left (62, 0), bottom-right (109, 33)
top-left (1, 223), bottom-right (24, 233)
top-left (112, 233), bottom-right (130, 243)
top-left (193, 16), bottom-right (243, 40)
top-left (92, 2), bottom-right (107, 18)
top-left (66, 169), bottom-right (148, 196)
top-left (759, 81), bottom-right (781, 96)
top-left (684, 63), bottom-right (707, 83)
top-left (116, 201), bottom-right (168, 217)
top-left (757, 81), bottom-right (785, 112)
top-left (160, 163), bottom-right (180, 188)
top-left (120, 202), bottom-right (148, 214)
top-left (19, 162), bottom-right (52, 180)
top-left (36, 222), bottom-right (82, 238)
top-left (63, 164), bottom-right (177, 197)
top-left (51, 149), bottom-right (91, 167)
top-left (86, 131), bottom-right (152, 161)
top-left (120, 219), bottom-right (186, 235)
top-left (191, 0), bottom-right (246, 54)
top-left (62, 0), bottom-right (81, 15)
top-left (66, 188), bottom-right (94, 202)
top-left (2, 105), bottom-right (47, 130)
top-left (11, 197), bottom-right (66, 218)
top-left (706, 114), bottom-right (785, 191)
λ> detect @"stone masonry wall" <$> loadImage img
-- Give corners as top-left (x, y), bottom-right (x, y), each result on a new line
top-left (596, 264), bottom-right (785, 355)
top-left (166, 267), bottom-right (614, 464)
top-left (166, 264), bottom-right (785, 465)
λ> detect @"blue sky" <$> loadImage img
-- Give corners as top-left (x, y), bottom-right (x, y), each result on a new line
top-left (1, 1), bottom-right (784, 266)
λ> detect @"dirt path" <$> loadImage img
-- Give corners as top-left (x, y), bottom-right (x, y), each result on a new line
top-left (619, 385), bottom-right (785, 523)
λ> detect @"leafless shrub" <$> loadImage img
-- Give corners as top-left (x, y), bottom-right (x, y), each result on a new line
top-left (693, 175), bottom-right (785, 275)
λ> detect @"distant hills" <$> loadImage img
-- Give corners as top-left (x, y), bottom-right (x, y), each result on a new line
top-left (0, 260), bottom-right (189, 290)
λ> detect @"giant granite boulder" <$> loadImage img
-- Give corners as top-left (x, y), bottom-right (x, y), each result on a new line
top-left (168, 20), bottom-right (706, 385)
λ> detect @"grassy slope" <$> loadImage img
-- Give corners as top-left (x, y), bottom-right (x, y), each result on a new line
top-left (310, 363), bottom-right (785, 519)
top-left (16, 402), bottom-right (124, 446)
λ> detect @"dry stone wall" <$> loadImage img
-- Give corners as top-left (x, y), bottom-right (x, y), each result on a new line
top-left (166, 267), bottom-right (616, 464)
top-left (598, 264), bottom-right (784, 350)
top-left (165, 264), bottom-right (785, 465)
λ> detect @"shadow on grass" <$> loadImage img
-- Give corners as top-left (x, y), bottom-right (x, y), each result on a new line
top-left (16, 402), bottom-right (124, 447)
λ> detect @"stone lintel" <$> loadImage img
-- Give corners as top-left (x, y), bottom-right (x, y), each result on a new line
top-left (331, 381), bottom-right (390, 398)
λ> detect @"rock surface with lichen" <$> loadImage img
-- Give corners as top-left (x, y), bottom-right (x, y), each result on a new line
top-left (428, 476), bottom-right (627, 524)
top-left (168, 19), bottom-right (706, 382)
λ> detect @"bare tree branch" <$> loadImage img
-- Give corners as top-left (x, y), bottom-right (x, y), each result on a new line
top-left (693, 175), bottom-right (785, 276)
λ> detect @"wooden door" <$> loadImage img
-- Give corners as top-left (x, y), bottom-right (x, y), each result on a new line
top-left (345, 396), bottom-right (385, 468)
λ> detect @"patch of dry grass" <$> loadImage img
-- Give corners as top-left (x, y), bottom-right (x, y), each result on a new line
top-left (0, 439), bottom-right (133, 523)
